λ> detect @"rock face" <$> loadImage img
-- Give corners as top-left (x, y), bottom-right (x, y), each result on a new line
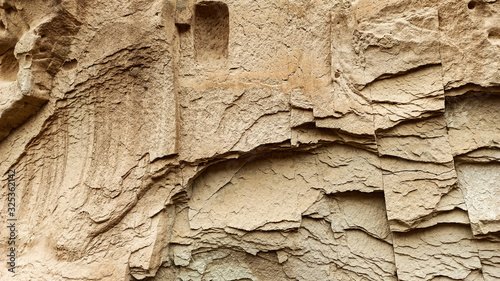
top-left (1, 0), bottom-right (500, 280)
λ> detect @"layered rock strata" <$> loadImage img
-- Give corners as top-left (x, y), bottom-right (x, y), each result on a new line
top-left (1, 0), bottom-right (500, 280)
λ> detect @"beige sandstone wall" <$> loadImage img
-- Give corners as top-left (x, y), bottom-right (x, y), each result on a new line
top-left (0, 0), bottom-right (500, 280)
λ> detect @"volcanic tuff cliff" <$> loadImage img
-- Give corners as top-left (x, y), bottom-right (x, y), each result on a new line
top-left (1, 0), bottom-right (500, 280)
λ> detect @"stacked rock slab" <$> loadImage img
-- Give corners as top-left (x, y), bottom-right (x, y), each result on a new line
top-left (0, 0), bottom-right (500, 280)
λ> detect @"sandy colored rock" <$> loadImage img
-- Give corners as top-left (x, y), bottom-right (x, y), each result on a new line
top-left (0, 0), bottom-right (500, 280)
top-left (445, 93), bottom-right (500, 156)
top-left (457, 163), bottom-right (500, 236)
top-left (393, 224), bottom-right (483, 281)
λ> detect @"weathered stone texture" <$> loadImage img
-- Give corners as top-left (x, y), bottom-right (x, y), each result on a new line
top-left (1, 0), bottom-right (500, 280)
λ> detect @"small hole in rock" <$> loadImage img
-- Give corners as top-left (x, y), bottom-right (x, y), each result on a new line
top-left (62, 59), bottom-right (78, 71)
top-left (468, 1), bottom-right (476, 9)
top-left (23, 54), bottom-right (32, 68)
top-left (176, 23), bottom-right (190, 33)
top-left (335, 72), bottom-right (340, 78)
top-left (0, 48), bottom-right (19, 81)
top-left (5, 6), bottom-right (16, 14)
top-left (0, 21), bottom-right (5, 30)
top-left (488, 28), bottom-right (500, 45)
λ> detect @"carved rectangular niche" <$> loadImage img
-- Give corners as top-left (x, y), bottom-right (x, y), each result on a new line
top-left (194, 1), bottom-right (229, 62)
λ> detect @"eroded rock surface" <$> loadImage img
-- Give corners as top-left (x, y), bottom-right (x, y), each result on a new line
top-left (1, 0), bottom-right (500, 280)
